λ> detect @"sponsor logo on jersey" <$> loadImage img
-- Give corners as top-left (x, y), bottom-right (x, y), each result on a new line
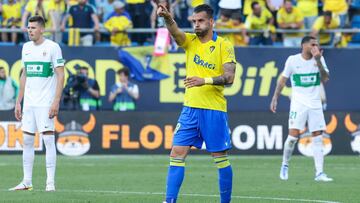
top-left (193, 54), bottom-right (215, 69)
top-left (26, 64), bottom-right (43, 73)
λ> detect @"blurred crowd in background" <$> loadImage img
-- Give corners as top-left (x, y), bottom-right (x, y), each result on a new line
top-left (0, 0), bottom-right (359, 47)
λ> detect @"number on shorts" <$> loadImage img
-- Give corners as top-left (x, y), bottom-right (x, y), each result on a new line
top-left (289, 111), bottom-right (297, 119)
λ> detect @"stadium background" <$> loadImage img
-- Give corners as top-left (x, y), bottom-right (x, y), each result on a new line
top-left (1, 0), bottom-right (360, 202)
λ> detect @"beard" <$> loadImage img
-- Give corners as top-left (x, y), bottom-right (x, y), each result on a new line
top-left (195, 28), bottom-right (209, 38)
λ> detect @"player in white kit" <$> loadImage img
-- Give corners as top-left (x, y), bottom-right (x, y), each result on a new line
top-left (9, 16), bottom-right (65, 191)
top-left (270, 36), bottom-right (333, 182)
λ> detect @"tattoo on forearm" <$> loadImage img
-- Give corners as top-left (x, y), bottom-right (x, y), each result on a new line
top-left (316, 59), bottom-right (329, 81)
top-left (212, 62), bottom-right (236, 85)
top-left (164, 17), bottom-right (175, 26)
top-left (212, 76), bottom-right (226, 85)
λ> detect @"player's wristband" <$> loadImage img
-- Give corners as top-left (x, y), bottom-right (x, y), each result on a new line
top-left (204, 77), bottom-right (213, 85)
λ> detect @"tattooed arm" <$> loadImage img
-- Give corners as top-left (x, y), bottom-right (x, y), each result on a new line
top-left (184, 62), bottom-right (236, 88)
top-left (212, 62), bottom-right (236, 85)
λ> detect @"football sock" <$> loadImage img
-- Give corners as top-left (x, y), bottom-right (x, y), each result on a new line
top-left (214, 155), bottom-right (232, 203)
top-left (43, 135), bottom-right (56, 185)
top-left (23, 133), bottom-right (35, 186)
top-left (165, 157), bottom-right (185, 203)
top-left (282, 135), bottom-right (298, 166)
top-left (312, 135), bottom-right (324, 175)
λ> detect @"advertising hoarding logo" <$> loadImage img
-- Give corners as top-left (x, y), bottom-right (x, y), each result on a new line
top-left (298, 115), bottom-right (337, 156)
top-left (344, 114), bottom-right (360, 154)
top-left (55, 114), bottom-right (96, 156)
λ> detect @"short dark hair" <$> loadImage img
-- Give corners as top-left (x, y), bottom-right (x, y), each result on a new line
top-left (28, 15), bottom-right (45, 27)
top-left (117, 67), bottom-right (130, 77)
top-left (251, 1), bottom-right (259, 9)
top-left (194, 4), bottom-right (214, 19)
top-left (231, 13), bottom-right (242, 21)
top-left (323, 11), bottom-right (332, 17)
top-left (301, 36), bottom-right (317, 45)
top-left (220, 9), bottom-right (232, 18)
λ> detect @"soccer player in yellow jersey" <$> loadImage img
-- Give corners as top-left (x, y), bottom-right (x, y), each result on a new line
top-left (277, 0), bottom-right (304, 47)
top-left (157, 3), bottom-right (236, 203)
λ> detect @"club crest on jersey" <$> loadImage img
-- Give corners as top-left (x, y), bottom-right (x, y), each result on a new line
top-left (193, 54), bottom-right (215, 69)
top-left (43, 51), bottom-right (47, 57)
top-left (55, 114), bottom-right (96, 156)
top-left (209, 46), bottom-right (215, 53)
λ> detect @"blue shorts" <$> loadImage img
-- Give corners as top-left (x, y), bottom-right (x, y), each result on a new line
top-left (172, 106), bottom-right (232, 152)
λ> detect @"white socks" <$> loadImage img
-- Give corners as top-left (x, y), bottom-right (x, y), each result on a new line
top-left (282, 135), bottom-right (298, 166)
top-left (23, 134), bottom-right (35, 186)
top-left (42, 135), bottom-right (56, 185)
top-left (312, 135), bottom-right (324, 176)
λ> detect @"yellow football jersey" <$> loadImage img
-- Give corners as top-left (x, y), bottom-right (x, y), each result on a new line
top-left (297, 0), bottom-right (318, 17)
top-left (323, 0), bottom-right (348, 15)
top-left (180, 33), bottom-right (236, 112)
top-left (2, 3), bottom-right (22, 27)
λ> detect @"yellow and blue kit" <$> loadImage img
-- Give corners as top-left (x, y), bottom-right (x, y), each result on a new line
top-left (172, 32), bottom-right (236, 152)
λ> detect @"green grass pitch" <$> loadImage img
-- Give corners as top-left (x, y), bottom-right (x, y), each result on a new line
top-left (0, 155), bottom-right (359, 203)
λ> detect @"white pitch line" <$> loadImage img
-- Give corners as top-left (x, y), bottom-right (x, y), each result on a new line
top-left (0, 189), bottom-right (341, 203)
top-left (50, 189), bottom-right (339, 203)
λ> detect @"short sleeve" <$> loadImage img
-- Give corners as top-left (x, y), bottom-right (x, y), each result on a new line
top-left (25, 2), bottom-right (33, 13)
top-left (282, 56), bottom-right (292, 78)
top-left (312, 17), bottom-right (322, 31)
top-left (296, 10), bottom-right (304, 22)
top-left (332, 16), bottom-right (340, 28)
top-left (52, 43), bottom-right (65, 68)
top-left (69, 6), bottom-right (75, 15)
top-left (245, 15), bottom-right (252, 29)
top-left (89, 5), bottom-right (95, 15)
top-left (320, 56), bottom-right (329, 73)
top-left (132, 84), bottom-right (139, 96)
top-left (179, 33), bottom-right (195, 49)
top-left (221, 39), bottom-right (236, 65)
top-left (276, 10), bottom-right (284, 24)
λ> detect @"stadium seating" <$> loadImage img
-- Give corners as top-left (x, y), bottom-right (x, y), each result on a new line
top-left (351, 15), bottom-right (360, 43)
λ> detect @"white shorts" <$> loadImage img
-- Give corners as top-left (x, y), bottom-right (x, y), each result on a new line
top-left (21, 106), bottom-right (55, 134)
top-left (288, 102), bottom-right (326, 133)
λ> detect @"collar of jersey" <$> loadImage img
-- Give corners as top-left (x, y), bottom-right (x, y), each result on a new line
top-left (212, 32), bottom-right (218, 42)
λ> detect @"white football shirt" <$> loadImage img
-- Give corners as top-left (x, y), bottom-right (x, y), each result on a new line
top-left (282, 53), bottom-right (329, 109)
top-left (22, 39), bottom-right (65, 107)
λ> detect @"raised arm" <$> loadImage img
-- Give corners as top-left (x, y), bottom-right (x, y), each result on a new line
top-left (311, 47), bottom-right (329, 82)
top-left (157, 4), bottom-right (186, 46)
top-left (270, 76), bottom-right (288, 113)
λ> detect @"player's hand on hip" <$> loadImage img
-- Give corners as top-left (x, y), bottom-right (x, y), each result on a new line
top-left (157, 4), bottom-right (171, 18)
top-left (184, 76), bottom-right (205, 88)
top-left (270, 98), bottom-right (277, 113)
top-left (49, 102), bottom-right (59, 119)
top-left (14, 102), bottom-right (22, 121)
